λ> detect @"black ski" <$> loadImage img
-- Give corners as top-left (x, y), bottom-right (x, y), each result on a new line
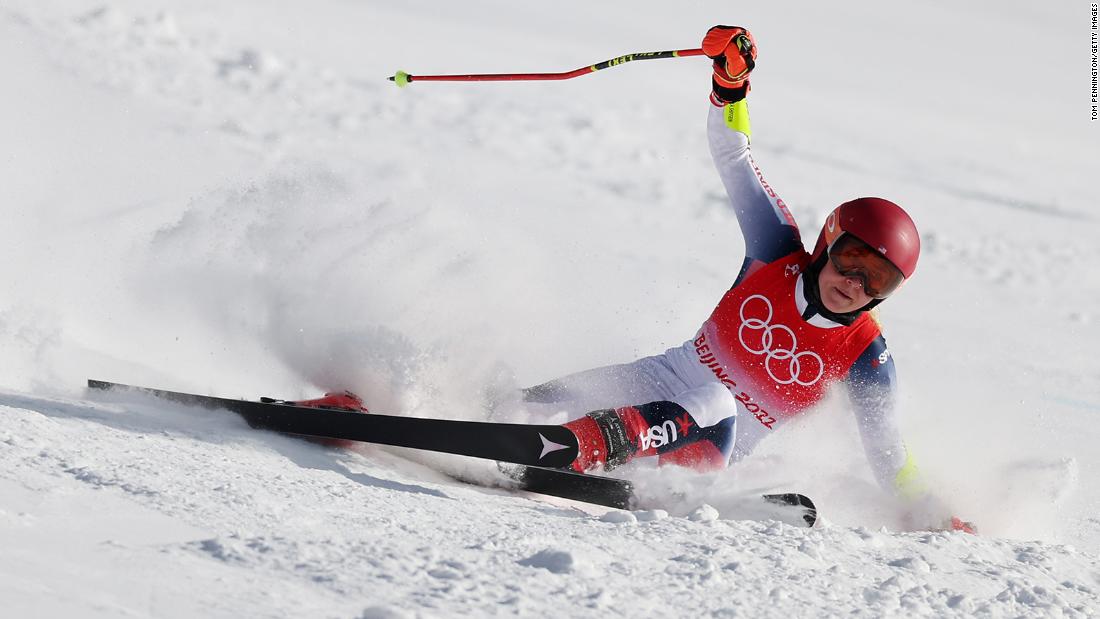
top-left (87, 380), bottom-right (578, 468)
top-left (762, 492), bottom-right (818, 527)
top-left (88, 379), bottom-right (817, 526)
top-left (502, 464), bottom-right (817, 527)
top-left (502, 464), bottom-right (637, 509)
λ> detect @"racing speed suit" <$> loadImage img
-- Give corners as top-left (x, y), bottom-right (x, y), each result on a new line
top-left (518, 101), bottom-right (920, 497)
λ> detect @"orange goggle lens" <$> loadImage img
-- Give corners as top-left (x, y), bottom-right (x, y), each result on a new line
top-left (827, 234), bottom-right (905, 299)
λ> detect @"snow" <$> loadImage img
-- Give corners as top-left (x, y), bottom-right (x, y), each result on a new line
top-left (2, 1), bottom-right (1099, 616)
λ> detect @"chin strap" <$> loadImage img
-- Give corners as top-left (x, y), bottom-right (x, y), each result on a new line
top-left (801, 253), bottom-right (867, 325)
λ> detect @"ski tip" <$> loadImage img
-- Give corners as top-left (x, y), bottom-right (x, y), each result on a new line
top-left (763, 493), bottom-right (818, 528)
top-left (389, 70), bottom-right (411, 88)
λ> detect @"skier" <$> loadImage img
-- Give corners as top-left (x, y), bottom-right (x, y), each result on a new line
top-left (301, 26), bottom-right (969, 530)
top-left (493, 26), bottom-right (970, 531)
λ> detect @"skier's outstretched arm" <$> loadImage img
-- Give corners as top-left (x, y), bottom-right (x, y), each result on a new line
top-left (707, 107), bottom-right (802, 275)
top-left (703, 25), bottom-right (802, 279)
top-left (846, 339), bottom-right (975, 532)
top-left (845, 337), bottom-right (916, 495)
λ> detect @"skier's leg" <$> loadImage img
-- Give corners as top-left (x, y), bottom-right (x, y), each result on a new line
top-left (564, 382), bottom-right (739, 472)
top-left (510, 354), bottom-right (691, 422)
top-left (522, 359), bottom-right (680, 407)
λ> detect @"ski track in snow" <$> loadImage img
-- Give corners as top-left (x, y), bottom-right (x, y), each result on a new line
top-left (2, 1), bottom-right (1099, 617)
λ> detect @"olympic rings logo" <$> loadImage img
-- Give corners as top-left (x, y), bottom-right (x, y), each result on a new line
top-left (738, 295), bottom-right (824, 386)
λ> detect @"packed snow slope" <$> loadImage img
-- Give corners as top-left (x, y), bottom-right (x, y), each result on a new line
top-left (2, 1), bottom-right (1099, 617)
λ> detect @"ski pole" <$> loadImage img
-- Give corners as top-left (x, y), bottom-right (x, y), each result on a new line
top-left (389, 47), bottom-right (705, 87)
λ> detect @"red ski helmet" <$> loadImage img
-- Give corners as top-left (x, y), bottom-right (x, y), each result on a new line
top-left (811, 197), bottom-right (920, 281)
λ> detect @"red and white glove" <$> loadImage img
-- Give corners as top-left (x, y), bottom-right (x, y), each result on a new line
top-left (701, 25), bottom-right (758, 105)
top-left (949, 517), bottom-right (978, 535)
top-left (902, 493), bottom-right (978, 534)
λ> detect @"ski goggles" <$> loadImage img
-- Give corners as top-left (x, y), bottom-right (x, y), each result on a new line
top-left (827, 234), bottom-right (905, 299)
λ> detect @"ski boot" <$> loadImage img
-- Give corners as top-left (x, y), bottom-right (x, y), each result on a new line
top-left (289, 391), bottom-right (369, 449)
top-left (291, 391), bottom-right (369, 413)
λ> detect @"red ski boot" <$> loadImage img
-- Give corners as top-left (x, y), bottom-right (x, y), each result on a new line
top-left (292, 391), bottom-right (369, 413)
top-left (291, 391), bottom-right (369, 449)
